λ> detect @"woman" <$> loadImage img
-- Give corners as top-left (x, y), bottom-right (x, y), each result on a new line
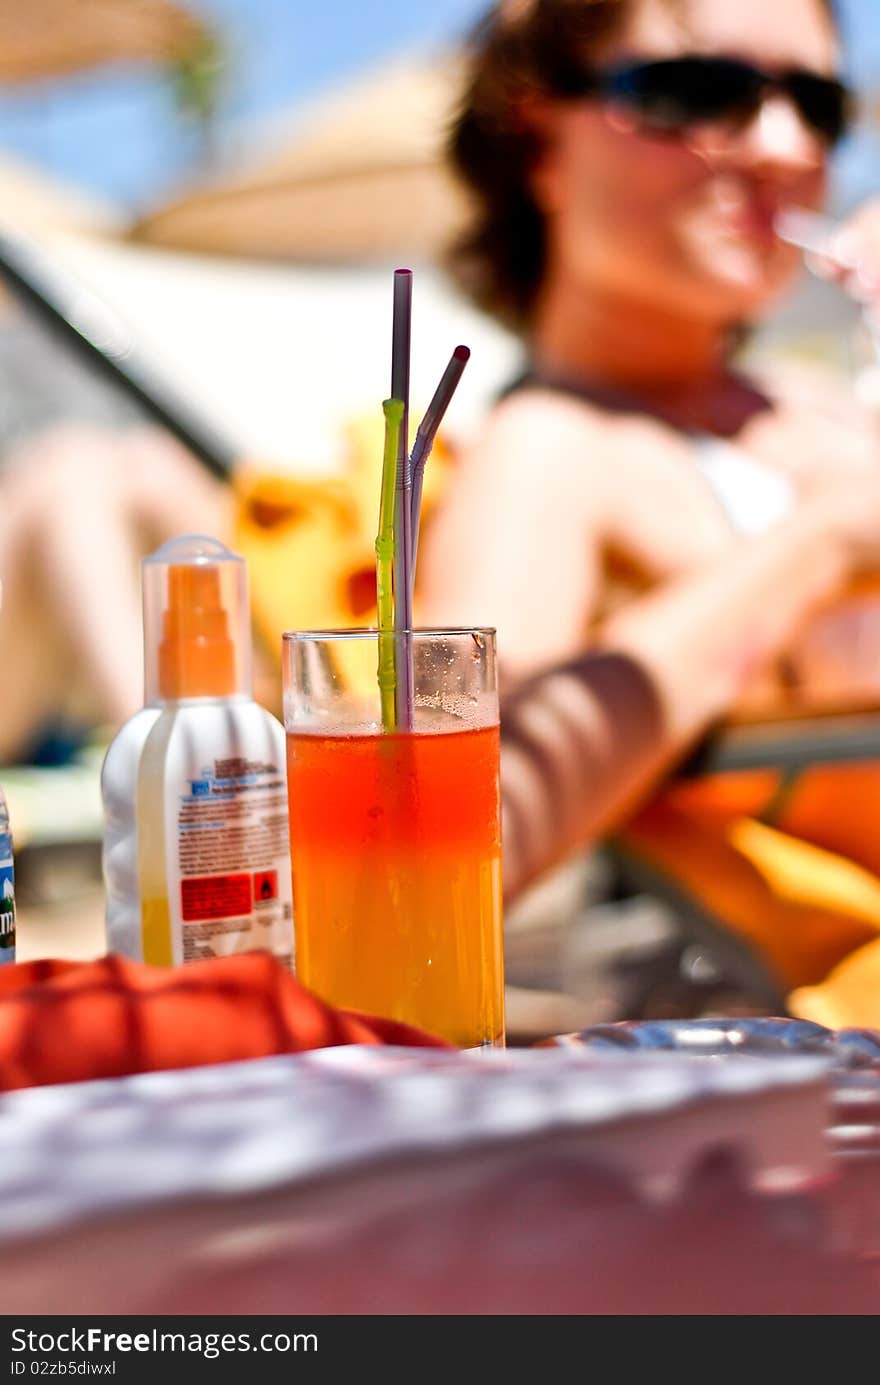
top-left (421, 0), bottom-right (880, 915)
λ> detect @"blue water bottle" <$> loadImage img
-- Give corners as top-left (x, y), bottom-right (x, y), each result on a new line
top-left (0, 787), bottom-right (15, 964)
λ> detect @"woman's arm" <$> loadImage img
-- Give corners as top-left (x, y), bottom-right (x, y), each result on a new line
top-left (422, 391), bottom-right (880, 898)
top-left (501, 490), bottom-right (879, 901)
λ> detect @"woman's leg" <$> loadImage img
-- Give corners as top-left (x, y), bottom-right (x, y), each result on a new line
top-left (0, 425), bottom-right (230, 761)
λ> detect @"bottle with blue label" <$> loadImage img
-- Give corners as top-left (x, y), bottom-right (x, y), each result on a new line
top-left (0, 787), bottom-right (15, 965)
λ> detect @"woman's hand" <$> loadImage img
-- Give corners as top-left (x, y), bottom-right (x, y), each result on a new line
top-left (815, 197), bottom-right (880, 310)
top-left (805, 464), bottom-right (880, 573)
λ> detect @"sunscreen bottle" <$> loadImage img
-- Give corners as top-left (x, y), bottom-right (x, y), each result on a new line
top-left (102, 535), bottom-right (293, 967)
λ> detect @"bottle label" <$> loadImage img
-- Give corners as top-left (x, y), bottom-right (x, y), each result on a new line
top-left (0, 842), bottom-right (15, 966)
top-left (171, 753), bottom-right (293, 967)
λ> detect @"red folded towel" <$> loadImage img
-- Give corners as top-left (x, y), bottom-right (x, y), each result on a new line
top-left (0, 953), bottom-right (449, 1091)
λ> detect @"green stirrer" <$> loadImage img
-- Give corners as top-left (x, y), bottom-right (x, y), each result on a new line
top-left (376, 397), bottom-right (404, 731)
top-left (391, 268), bottom-right (414, 731)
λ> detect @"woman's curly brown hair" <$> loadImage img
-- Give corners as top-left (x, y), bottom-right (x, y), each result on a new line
top-left (447, 0), bottom-right (838, 333)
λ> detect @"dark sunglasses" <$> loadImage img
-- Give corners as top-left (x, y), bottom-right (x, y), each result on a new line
top-left (552, 55), bottom-right (854, 146)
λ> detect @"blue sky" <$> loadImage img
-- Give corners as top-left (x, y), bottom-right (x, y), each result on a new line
top-left (0, 0), bottom-right (876, 213)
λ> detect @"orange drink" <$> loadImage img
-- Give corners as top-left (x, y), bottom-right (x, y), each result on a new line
top-left (283, 628), bottom-right (504, 1047)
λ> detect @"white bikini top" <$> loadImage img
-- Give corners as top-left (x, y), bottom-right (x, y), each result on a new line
top-left (695, 436), bottom-right (796, 537)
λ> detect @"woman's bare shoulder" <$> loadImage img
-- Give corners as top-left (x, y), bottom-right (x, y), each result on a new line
top-left (473, 386), bottom-right (681, 470)
top-left (482, 385), bottom-right (611, 437)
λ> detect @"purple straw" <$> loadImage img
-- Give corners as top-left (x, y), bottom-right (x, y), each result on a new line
top-left (409, 345), bottom-right (469, 596)
top-left (391, 269), bottom-right (414, 729)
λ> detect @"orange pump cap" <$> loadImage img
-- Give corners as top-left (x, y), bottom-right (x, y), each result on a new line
top-left (142, 535), bottom-right (251, 705)
top-left (158, 563), bottom-right (236, 698)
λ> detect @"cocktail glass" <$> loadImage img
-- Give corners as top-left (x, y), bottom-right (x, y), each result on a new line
top-left (282, 627), bottom-right (504, 1048)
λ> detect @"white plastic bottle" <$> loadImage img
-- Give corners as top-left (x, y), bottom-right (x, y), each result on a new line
top-left (0, 788), bottom-right (15, 965)
top-left (102, 535), bottom-right (293, 968)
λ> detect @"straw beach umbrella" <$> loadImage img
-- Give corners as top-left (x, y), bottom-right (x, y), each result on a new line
top-left (130, 53), bottom-right (473, 263)
top-left (0, 0), bottom-right (206, 82)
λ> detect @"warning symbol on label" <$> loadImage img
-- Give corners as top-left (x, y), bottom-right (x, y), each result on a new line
top-left (253, 870), bottom-right (278, 902)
